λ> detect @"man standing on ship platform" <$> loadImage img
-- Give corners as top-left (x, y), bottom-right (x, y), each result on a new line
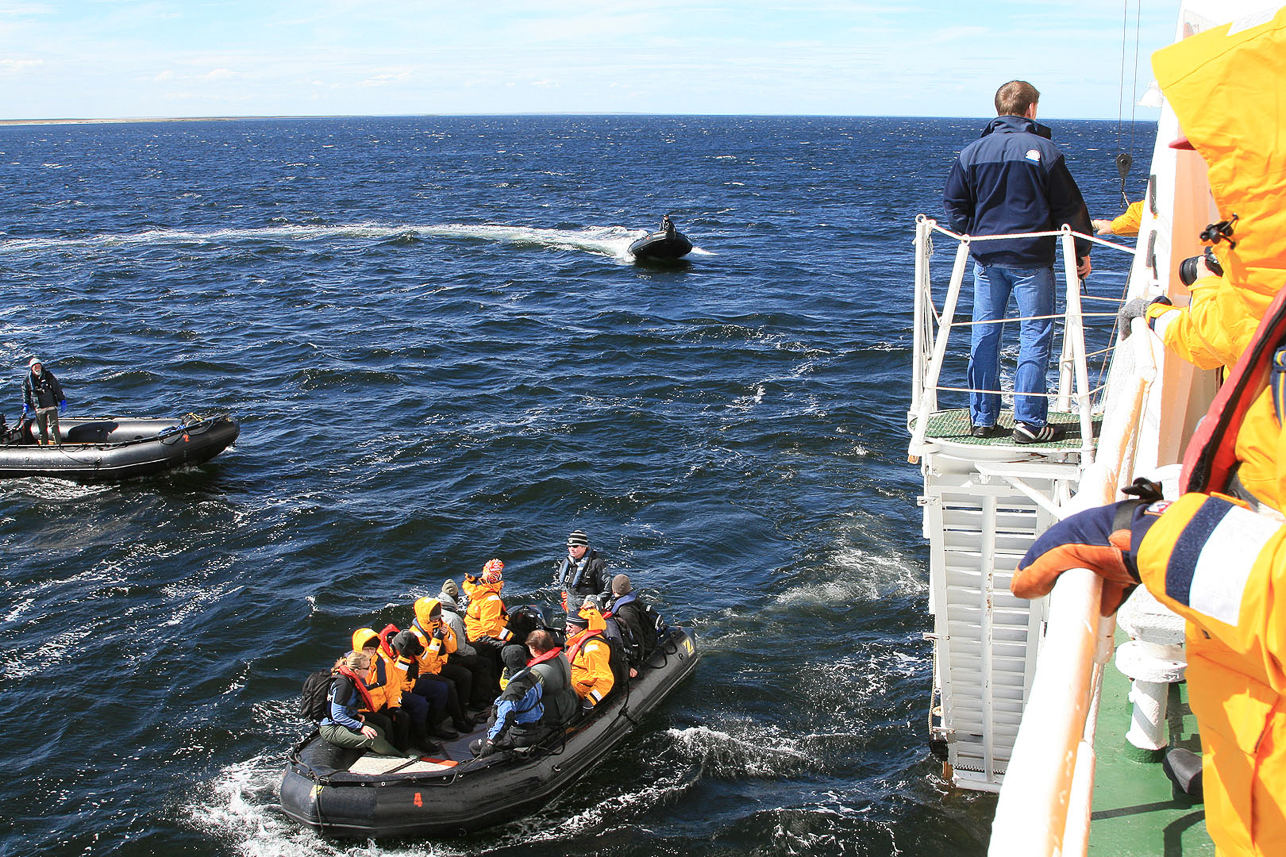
top-left (943, 80), bottom-right (1093, 444)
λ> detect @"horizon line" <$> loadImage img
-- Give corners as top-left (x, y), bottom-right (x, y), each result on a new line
top-left (0, 112), bottom-right (1160, 127)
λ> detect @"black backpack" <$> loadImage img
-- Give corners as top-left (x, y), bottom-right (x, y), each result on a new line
top-left (300, 669), bottom-right (334, 722)
top-left (640, 604), bottom-right (668, 654)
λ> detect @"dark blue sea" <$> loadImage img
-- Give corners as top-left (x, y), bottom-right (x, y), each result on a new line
top-left (0, 115), bottom-right (1153, 857)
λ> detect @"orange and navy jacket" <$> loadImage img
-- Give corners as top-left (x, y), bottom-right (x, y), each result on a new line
top-left (1136, 493), bottom-right (1286, 857)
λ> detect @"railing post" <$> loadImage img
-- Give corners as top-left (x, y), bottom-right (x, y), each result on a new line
top-left (908, 237), bottom-right (970, 460)
top-left (912, 216), bottom-right (930, 419)
top-left (1061, 228), bottom-right (1095, 466)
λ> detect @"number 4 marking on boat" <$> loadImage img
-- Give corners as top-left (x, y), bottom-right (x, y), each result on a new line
top-left (414, 792), bottom-right (423, 807)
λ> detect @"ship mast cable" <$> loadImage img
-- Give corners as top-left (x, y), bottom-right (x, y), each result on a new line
top-left (1113, 0), bottom-right (1144, 207)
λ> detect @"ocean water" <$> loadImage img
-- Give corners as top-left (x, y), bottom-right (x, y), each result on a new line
top-left (0, 115), bottom-right (1153, 857)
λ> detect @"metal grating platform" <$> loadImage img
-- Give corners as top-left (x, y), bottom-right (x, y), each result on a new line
top-left (918, 408), bottom-right (1101, 451)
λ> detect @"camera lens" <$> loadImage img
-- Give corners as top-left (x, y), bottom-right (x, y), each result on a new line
top-left (1179, 255), bottom-right (1200, 287)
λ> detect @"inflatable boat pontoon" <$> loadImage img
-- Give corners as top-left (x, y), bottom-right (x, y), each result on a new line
top-left (0, 413), bottom-right (239, 482)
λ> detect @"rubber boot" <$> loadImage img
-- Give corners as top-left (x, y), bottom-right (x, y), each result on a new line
top-left (429, 707), bottom-right (459, 740)
top-left (1163, 747), bottom-right (1204, 800)
top-left (410, 720), bottom-right (443, 758)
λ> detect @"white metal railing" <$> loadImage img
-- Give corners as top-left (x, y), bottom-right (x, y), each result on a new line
top-left (908, 217), bottom-right (1135, 464)
top-left (989, 317), bottom-right (1158, 856)
top-left (908, 217), bottom-right (1156, 854)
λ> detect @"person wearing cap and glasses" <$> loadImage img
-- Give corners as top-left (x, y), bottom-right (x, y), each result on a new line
top-left (21, 357), bottom-right (67, 447)
top-left (555, 530), bottom-right (610, 611)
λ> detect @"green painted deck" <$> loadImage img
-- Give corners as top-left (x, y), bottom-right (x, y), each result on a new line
top-left (918, 408), bottom-right (1100, 452)
top-left (1087, 631), bottom-right (1212, 856)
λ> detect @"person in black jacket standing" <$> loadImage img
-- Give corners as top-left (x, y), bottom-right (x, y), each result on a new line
top-left (943, 80), bottom-right (1093, 444)
top-left (555, 530), bottom-right (609, 611)
top-left (22, 357), bottom-right (67, 446)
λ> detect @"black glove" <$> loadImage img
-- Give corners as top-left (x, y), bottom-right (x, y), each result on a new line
top-left (477, 739), bottom-right (495, 758)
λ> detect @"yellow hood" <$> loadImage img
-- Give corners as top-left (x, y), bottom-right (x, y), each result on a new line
top-left (351, 627), bottom-right (380, 652)
top-left (1153, 7), bottom-right (1286, 304)
top-left (414, 596), bottom-right (443, 629)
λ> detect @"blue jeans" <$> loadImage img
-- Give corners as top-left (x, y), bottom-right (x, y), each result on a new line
top-left (967, 263), bottom-right (1055, 428)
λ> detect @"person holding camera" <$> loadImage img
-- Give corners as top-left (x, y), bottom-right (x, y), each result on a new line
top-left (1118, 244), bottom-right (1238, 367)
top-left (943, 80), bottom-right (1093, 444)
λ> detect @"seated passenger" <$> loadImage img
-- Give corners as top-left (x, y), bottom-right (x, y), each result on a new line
top-left (407, 596), bottom-right (475, 733)
top-left (438, 578), bottom-right (497, 706)
top-left (352, 626), bottom-right (413, 752)
top-left (606, 574), bottom-right (662, 670)
top-left (391, 629), bottom-right (459, 743)
top-left (471, 645), bottom-right (544, 757)
top-left (564, 603), bottom-right (615, 710)
top-left (318, 650), bottom-right (410, 758)
top-left (466, 558), bottom-right (513, 683)
top-left (525, 629), bottom-right (579, 729)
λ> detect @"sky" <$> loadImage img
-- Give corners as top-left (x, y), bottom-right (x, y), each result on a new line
top-left (0, 1), bottom-right (1182, 121)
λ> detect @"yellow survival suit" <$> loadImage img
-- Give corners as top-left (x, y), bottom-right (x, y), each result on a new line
top-left (1146, 6), bottom-right (1286, 510)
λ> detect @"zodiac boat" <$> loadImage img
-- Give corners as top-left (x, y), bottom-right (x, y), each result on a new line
top-left (628, 229), bottom-right (693, 262)
top-left (0, 413), bottom-right (239, 482)
top-left (279, 626), bottom-right (700, 839)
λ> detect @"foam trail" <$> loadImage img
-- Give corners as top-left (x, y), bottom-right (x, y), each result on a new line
top-left (0, 223), bottom-right (648, 261)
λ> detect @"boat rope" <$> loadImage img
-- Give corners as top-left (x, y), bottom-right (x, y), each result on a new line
top-left (1114, 0), bottom-right (1144, 207)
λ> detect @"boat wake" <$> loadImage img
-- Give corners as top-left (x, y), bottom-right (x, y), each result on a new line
top-left (191, 751), bottom-right (470, 857)
top-left (0, 223), bottom-right (656, 262)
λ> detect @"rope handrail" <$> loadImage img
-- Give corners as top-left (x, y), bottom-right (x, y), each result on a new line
top-left (923, 217), bottom-right (1137, 255)
top-left (910, 215), bottom-right (1131, 458)
top-left (931, 380), bottom-right (1110, 399)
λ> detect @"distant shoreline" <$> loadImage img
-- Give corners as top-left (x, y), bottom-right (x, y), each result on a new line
top-left (0, 117), bottom-right (263, 126)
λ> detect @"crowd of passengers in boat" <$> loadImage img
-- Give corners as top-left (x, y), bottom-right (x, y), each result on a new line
top-left (306, 529), bottom-right (668, 761)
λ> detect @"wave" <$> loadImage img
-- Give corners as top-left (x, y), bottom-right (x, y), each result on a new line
top-left (0, 223), bottom-right (654, 262)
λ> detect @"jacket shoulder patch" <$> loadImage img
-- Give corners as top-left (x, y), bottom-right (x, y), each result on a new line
top-left (1025, 149), bottom-right (1041, 163)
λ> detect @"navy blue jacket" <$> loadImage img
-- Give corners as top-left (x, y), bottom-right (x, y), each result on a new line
top-left (943, 115), bottom-right (1092, 268)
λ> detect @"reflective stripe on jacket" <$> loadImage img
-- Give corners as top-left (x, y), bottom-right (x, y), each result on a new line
top-left (1136, 492), bottom-right (1286, 856)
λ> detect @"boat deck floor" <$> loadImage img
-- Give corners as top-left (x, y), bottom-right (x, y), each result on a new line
top-left (919, 409), bottom-right (1100, 454)
top-left (343, 720), bottom-right (490, 775)
top-left (1088, 629), bottom-right (1212, 856)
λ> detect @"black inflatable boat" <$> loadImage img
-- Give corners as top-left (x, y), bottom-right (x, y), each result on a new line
top-left (628, 230), bottom-right (693, 262)
top-left (280, 626), bottom-right (700, 839)
top-left (0, 413), bottom-right (239, 482)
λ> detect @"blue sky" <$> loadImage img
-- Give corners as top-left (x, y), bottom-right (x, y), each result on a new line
top-left (0, 1), bottom-right (1177, 120)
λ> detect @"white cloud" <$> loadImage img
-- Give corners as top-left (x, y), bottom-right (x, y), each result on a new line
top-left (0, 58), bottom-right (43, 73)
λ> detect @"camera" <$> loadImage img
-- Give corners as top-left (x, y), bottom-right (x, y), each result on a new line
top-left (1179, 246), bottom-right (1224, 287)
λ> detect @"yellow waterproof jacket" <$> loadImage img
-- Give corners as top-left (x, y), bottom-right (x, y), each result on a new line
top-left (1153, 8), bottom-right (1286, 328)
top-left (1152, 275), bottom-right (1246, 371)
top-left (350, 627), bottom-right (403, 711)
top-left (1136, 492), bottom-right (1286, 856)
top-left (1108, 200), bottom-right (1144, 236)
top-left (566, 606), bottom-right (614, 706)
top-left (465, 582), bottom-right (512, 643)
top-left (409, 597), bottom-right (457, 676)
